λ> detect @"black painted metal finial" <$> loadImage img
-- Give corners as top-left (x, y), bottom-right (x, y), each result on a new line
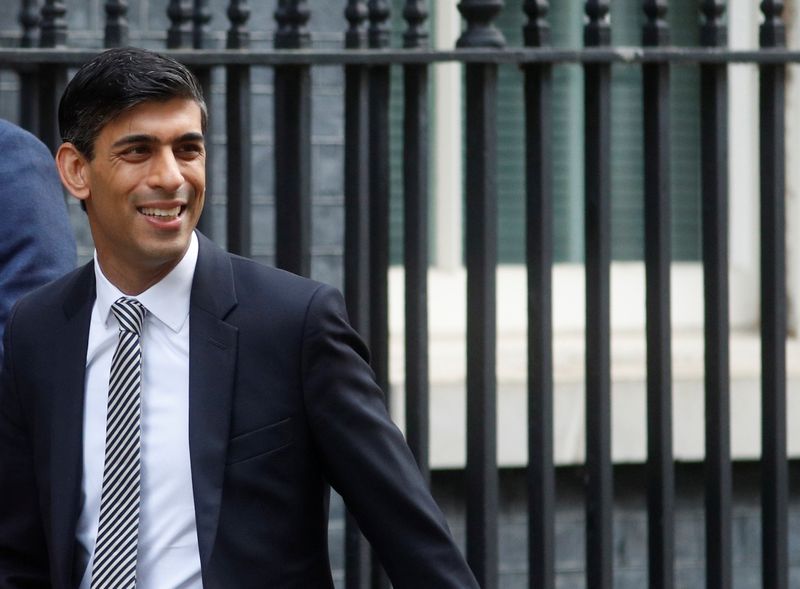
top-left (39, 0), bottom-right (67, 47)
top-left (584, 0), bottom-right (610, 47)
top-left (368, 0), bottom-right (391, 48)
top-left (760, 0), bottom-right (785, 47)
top-left (274, 0), bottom-right (311, 49)
top-left (193, 0), bottom-right (213, 48)
top-left (642, 0), bottom-right (668, 46)
top-left (700, 0), bottom-right (726, 47)
top-left (167, 0), bottom-right (193, 48)
top-left (226, 0), bottom-right (250, 49)
top-left (344, 0), bottom-right (368, 48)
top-left (19, 0), bottom-right (40, 48)
top-left (104, 0), bottom-right (129, 47)
top-left (456, 0), bottom-right (505, 48)
top-left (523, 0), bottom-right (549, 47)
top-left (402, 0), bottom-right (428, 48)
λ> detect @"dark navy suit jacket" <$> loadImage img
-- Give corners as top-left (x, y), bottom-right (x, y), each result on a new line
top-left (0, 119), bottom-right (76, 364)
top-left (0, 233), bottom-right (478, 588)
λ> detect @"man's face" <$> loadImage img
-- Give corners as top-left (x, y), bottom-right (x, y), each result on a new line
top-left (80, 98), bottom-right (205, 285)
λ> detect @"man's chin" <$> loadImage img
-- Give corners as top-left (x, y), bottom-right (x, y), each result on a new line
top-left (139, 237), bottom-right (192, 268)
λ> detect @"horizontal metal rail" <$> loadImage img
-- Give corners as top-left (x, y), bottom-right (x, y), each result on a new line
top-left (3, 46), bottom-right (800, 66)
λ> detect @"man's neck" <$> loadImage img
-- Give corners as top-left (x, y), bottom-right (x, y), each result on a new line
top-left (95, 253), bottom-right (184, 296)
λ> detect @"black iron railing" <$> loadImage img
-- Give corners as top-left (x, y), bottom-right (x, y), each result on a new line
top-left (0, 1), bottom-right (794, 589)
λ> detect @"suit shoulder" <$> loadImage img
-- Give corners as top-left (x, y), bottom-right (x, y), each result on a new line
top-left (193, 235), bottom-right (344, 321)
top-left (11, 263), bottom-right (91, 316)
top-left (0, 119), bottom-right (51, 160)
top-left (228, 255), bottom-right (335, 305)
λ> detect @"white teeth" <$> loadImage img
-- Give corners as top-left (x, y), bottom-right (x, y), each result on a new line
top-left (140, 206), bottom-right (181, 218)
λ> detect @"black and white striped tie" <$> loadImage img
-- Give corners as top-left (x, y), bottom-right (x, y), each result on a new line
top-left (91, 297), bottom-right (146, 589)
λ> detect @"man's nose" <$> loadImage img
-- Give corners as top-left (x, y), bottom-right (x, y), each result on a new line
top-left (148, 149), bottom-right (184, 192)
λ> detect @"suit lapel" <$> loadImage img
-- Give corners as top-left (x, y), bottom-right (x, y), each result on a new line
top-left (44, 239), bottom-right (238, 582)
top-left (49, 263), bottom-right (95, 587)
top-left (188, 233), bottom-right (238, 569)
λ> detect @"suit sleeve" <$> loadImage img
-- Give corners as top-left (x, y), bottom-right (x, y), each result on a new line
top-left (0, 122), bottom-right (77, 363)
top-left (0, 304), bottom-right (50, 588)
top-left (300, 284), bottom-right (479, 589)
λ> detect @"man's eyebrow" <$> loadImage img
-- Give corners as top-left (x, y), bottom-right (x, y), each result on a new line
top-left (110, 132), bottom-right (205, 149)
top-left (110, 134), bottom-right (156, 149)
top-left (177, 132), bottom-right (205, 143)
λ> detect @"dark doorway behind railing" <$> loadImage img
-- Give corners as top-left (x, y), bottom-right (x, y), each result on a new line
top-left (0, 1), bottom-right (795, 589)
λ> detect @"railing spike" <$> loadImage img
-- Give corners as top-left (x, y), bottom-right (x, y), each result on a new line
top-left (760, 0), bottom-right (785, 48)
top-left (104, 0), bottom-right (129, 48)
top-left (584, 0), bottom-right (610, 47)
top-left (193, 0), bottom-right (213, 49)
top-left (456, 0), bottom-right (505, 48)
top-left (368, 0), bottom-right (391, 49)
top-left (344, 0), bottom-right (369, 48)
top-left (523, 0), bottom-right (549, 48)
top-left (274, 0), bottom-right (311, 50)
top-left (19, 0), bottom-right (40, 48)
top-left (402, 0), bottom-right (428, 49)
top-left (167, 0), bottom-right (193, 48)
top-left (39, 0), bottom-right (67, 47)
top-left (700, 0), bottom-right (726, 47)
top-left (642, 0), bottom-right (668, 46)
top-left (226, 0), bottom-right (250, 49)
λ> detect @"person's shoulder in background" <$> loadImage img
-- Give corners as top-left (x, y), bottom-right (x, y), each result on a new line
top-left (0, 119), bottom-right (77, 360)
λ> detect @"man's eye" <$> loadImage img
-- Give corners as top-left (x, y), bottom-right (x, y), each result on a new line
top-left (177, 144), bottom-right (204, 157)
top-left (122, 145), bottom-right (149, 156)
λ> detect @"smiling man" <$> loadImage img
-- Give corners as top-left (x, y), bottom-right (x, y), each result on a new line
top-left (57, 96), bottom-right (205, 295)
top-left (0, 48), bottom-right (478, 589)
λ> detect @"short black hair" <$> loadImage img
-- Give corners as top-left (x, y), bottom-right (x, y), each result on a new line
top-left (59, 47), bottom-right (207, 159)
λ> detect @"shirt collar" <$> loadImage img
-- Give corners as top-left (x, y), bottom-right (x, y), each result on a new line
top-left (94, 232), bottom-right (199, 333)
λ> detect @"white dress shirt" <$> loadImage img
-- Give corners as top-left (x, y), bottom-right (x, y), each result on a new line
top-left (76, 232), bottom-right (203, 589)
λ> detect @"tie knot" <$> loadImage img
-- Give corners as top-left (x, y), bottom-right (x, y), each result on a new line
top-left (111, 297), bottom-right (146, 335)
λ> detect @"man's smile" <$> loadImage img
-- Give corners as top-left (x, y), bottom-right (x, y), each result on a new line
top-left (138, 205), bottom-right (185, 219)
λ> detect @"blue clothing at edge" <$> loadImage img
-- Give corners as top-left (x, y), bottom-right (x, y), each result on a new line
top-left (0, 119), bottom-right (76, 363)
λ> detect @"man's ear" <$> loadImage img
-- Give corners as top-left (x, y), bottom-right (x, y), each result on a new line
top-left (56, 142), bottom-right (91, 202)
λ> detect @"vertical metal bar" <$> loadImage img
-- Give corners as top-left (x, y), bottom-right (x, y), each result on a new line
top-left (759, 4), bottom-right (789, 589)
top-left (699, 4), bottom-right (731, 589)
top-left (273, 66), bottom-right (311, 275)
top-left (167, 0), bottom-right (194, 48)
top-left (19, 0), bottom-right (39, 47)
top-left (366, 3), bottom-right (391, 586)
top-left (343, 3), bottom-right (371, 586)
top-left (193, 0), bottom-right (215, 238)
top-left (193, 0), bottom-right (212, 49)
top-left (402, 0), bottom-right (427, 48)
top-left (343, 65), bottom-right (372, 588)
top-left (522, 3), bottom-right (554, 589)
top-left (104, 0), bottom-right (129, 47)
top-left (464, 63), bottom-right (500, 589)
top-left (39, 0), bottom-right (65, 47)
top-left (226, 0), bottom-right (251, 256)
top-left (18, 0), bottom-right (40, 134)
top-left (366, 0), bottom-right (391, 402)
top-left (226, 0), bottom-right (249, 50)
top-left (344, 8), bottom-right (370, 337)
top-left (274, 0), bottom-right (312, 276)
top-left (457, 2), bottom-right (504, 587)
top-left (642, 3), bottom-right (674, 589)
top-left (402, 0), bottom-right (430, 482)
top-left (37, 0), bottom-right (67, 153)
top-left (583, 2), bottom-right (613, 588)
